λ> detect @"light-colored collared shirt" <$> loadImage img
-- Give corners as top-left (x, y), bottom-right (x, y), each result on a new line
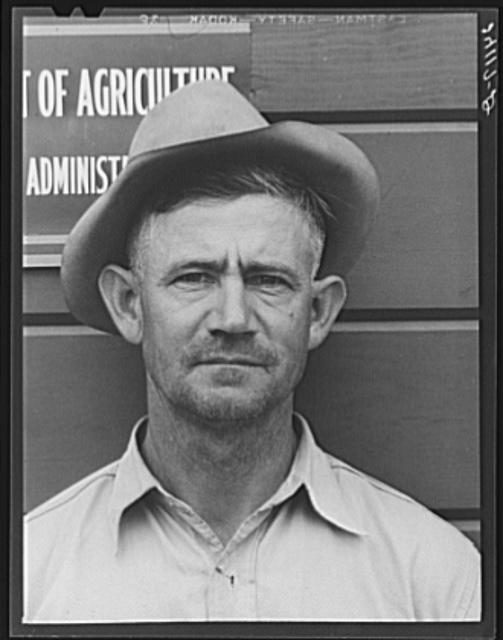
top-left (24, 415), bottom-right (480, 623)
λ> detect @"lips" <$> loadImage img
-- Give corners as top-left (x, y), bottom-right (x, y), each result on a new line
top-left (198, 357), bottom-right (264, 366)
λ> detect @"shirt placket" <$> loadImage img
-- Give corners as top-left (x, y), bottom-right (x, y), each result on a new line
top-left (151, 463), bottom-right (303, 621)
top-left (203, 509), bottom-right (274, 620)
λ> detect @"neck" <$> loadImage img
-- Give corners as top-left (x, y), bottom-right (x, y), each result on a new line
top-left (141, 383), bottom-right (298, 546)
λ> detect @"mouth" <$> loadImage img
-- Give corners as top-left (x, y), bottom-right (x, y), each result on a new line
top-left (197, 358), bottom-right (264, 367)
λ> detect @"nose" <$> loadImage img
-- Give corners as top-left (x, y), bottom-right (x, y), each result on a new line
top-left (207, 275), bottom-right (254, 335)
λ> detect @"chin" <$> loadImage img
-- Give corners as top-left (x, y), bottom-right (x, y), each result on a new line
top-left (194, 395), bottom-right (268, 424)
top-left (176, 385), bottom-right (281, 425)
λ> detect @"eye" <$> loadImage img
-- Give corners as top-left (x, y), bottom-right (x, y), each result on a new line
top-left (172, 272), bottom-right (215, 287)
top-left (247, 274), bottom-right (291, 290)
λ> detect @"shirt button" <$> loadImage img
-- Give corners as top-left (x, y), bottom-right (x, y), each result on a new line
top-left (216, 566), bottom-right (236, 587)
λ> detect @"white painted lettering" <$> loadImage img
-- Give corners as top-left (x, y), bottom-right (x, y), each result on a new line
top-left (23, 70), bottom-right (32, 119)
top-left (76, 69), bottom-right (95, 116)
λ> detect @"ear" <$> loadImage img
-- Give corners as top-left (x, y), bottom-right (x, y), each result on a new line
top-left (98, 265), bottom-right (143, 344)
top-left (308, 275), bottom-right (347, 350)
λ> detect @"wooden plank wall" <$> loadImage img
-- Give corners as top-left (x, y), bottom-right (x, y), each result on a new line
top-left (24, 127), bottom-right (478, 313)
top-left (250, 14), bottom-right (477, 111)
top-left (22, 13), bottom-right (480, 548)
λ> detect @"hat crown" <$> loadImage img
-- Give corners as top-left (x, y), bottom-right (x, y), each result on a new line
top-left (129, 80), bottom-right (268, 158)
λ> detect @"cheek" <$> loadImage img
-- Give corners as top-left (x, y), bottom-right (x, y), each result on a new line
top-left (141, 292), bottom-right (184, 338)
top-left (286, 297), bottom-right (313, 331)
top-left (139, 305), bottom-right (178, 368)
top-left (259, 290), bottom-right (311, 322)
top-left (273, 306), bottom-right (312, 357)
top-left (142, 289), bottom-right (210, 335)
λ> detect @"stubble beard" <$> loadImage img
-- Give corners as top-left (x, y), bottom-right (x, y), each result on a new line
top-left (145, 332), bottom-right (309, 430)
top-left (165, 375), bottom-right (283, 426)
top-left (149, 364), bottom-right (303, 430)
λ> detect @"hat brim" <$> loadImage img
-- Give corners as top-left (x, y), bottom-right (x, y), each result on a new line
top-left (61, 121), bottom-right (379, 334)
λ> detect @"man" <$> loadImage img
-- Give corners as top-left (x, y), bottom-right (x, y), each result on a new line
top-left (24, 80), bottom-right (480, 622)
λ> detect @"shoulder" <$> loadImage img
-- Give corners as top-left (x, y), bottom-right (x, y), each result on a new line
top-left (25, 460), bottom-right (119, 539)
top-left (24, 461), bottom-right (121, 620)
top-left (325, 452), bottom-right (468, 544)
top-left (324, 453), bottom-right (480, 617)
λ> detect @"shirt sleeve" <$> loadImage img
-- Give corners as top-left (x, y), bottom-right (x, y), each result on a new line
top-left (454, 545), bottom-right (481, 620)
top-left (412, 521), bottom-right (482, 621)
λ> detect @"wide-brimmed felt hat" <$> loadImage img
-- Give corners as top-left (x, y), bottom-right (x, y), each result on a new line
top-left (61, 80), bottom-right (380, 334)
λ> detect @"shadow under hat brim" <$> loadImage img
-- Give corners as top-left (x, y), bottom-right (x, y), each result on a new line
top-left (61, 120), bottom-right (380, 334)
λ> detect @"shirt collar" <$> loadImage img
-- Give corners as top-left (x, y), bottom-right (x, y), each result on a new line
top-left (108, 416), bottom-right (160, 550)
top-left (108, 413), bottom-right (367, 551)
top-left (291, 413), bottom-right (368, 537)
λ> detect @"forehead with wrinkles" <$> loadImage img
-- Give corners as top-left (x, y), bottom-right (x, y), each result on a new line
top-left (134, 194), bottom-right (318, 278)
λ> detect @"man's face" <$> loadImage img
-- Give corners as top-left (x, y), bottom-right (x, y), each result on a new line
top-left (134, 194), bottom-right (325, 424)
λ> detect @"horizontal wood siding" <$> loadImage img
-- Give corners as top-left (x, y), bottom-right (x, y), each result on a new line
top-left (23, 334), bottom-right (146, 511)
top-left (345, 128), bottom-right (478, 309)
top-left (251, 13), bottom-right (477, 111)
top-left (451, 520), bottom-right (480, 549)
top-left (24, 269), bottom-right (66, 315)
top-left (295, 327), bottom-right (479, 511)
top-left (24, 326), bottom-right (478, 512)
top-left (21, 13), bottom-right (483, 556)
top-left (22, 127), bottom-right (478, 312)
